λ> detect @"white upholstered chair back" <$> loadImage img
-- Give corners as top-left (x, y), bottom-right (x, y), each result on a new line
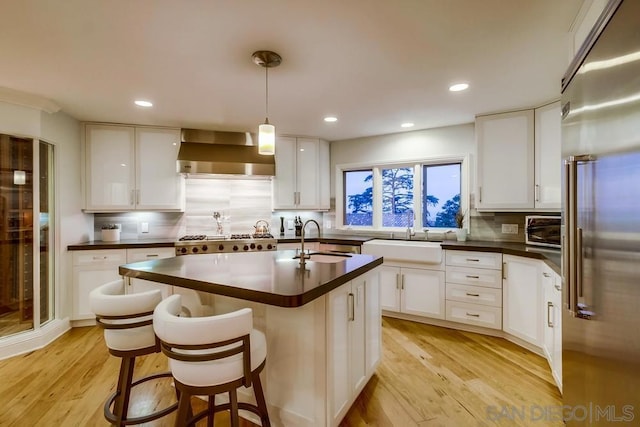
top-left (90, 279), bottom-right (162, 352)
top-left (153, 294), bottom-right (267, 388)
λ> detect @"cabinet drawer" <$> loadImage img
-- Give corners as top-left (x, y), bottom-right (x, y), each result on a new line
top-left (446, 266), bottom-right (502, 288)
top-left (73, 249), bottom-right (127, 266)
top-left (445, 250), bottom-right (502, 270)
top-left (446, 283), bottom-right (502, 307)
top-left (445, 301), bottom-right (502, 330)
top-left (127, 247), bottom-right (175, 262)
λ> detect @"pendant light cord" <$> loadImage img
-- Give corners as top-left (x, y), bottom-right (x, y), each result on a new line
top-left (265, 66), bottom-right (269, 121)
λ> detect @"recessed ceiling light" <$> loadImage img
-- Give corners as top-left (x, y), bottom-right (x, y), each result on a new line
top-left (449, 83), bottom-right (469, 92)
top-left (134, 100), bottom-right (153, 107)
top-left (401, 122), bottom-right (414, 128)
top-left (324, 116), bottom-right (338, 122)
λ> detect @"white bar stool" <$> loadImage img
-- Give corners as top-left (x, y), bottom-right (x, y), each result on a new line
top-left (90, 279), bottom-right (178, 426)
top-left (153, 294), bottom-right (270, 427)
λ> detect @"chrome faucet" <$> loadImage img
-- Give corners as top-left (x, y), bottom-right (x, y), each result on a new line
top-left (299, 219), bottom-right (321, 265)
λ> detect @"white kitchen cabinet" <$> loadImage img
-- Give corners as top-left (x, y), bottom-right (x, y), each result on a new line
top-left (126, 247), bottom-right (175, 298)
top-left (272, 136), bottom-right (330, 210)
top-left (445, 251), bottom-right (503, 330)
top-left (476, 104), bottom-right (561, 211)
top-left (71, 249), bottom-right (127, 321)
top-left (84, 123), bottom-right (184, 212)
top-left (534, 101), bottom-right (561, 209)
top-left (327, 269), bottom-right (380, 426)
top-left (476, 110), bottom-right (535, 210)
top-left (542, 264), bottom-right (562, 392)
top-left (378, 265), bottom-right (445, 319)
top-left (502, 255), bottom-right (542, 347)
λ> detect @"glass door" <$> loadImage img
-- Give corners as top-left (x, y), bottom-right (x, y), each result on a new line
top-left (0, 135), bottom-right (54, 338)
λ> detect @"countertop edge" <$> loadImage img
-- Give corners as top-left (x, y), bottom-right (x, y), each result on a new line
top-left (440, 242), bottom-right (561, 275)
top-left (119, 255), bottom-right (384, 308)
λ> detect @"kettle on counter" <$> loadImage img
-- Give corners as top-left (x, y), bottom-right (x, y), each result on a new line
top-left (254, 219), bottom-right (270, 235)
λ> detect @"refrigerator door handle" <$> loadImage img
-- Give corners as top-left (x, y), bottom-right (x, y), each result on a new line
top-left (577, 227), bottom-right (584, 298)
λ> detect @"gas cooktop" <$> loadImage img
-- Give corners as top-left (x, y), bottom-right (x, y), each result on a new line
top-left (175, 233), bottom-right (277, 255)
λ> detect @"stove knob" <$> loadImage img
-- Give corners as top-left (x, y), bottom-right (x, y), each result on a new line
top-left (257, 244), bottom-right (263, 250)
top-left (267, 244), bottom-right (273, 250)
top-left (233, 245), bottom-right (239, 251)
top-left (250, 243), bottom-right (256, 249)
top-left (218, 244), bottom-right (224, 251)
top-left (192, 247), bottom-right (199, 253)
top-left (202, 245), bottom-right (208, 252)
top-left (180, 248), bottom-right (187, 254)
top-left (243, 245), bottom-right (249, 251)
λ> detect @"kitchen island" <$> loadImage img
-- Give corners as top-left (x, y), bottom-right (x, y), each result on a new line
top-left (119, 250), bottom-right (383, 427)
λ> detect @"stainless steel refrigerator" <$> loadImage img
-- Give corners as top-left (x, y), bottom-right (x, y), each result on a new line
top-left (561, 0), bottom-right (640, 425)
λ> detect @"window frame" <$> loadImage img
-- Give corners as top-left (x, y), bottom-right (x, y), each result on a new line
top-left (336, 155), bottom-right (469, 232)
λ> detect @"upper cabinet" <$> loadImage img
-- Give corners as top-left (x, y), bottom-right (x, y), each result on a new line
top-left (476, 102), bottom-right (560, 211)
top-left (534, 102), bottom-right (561, 210)
top-left (83, 124), bottom-right (184, 212)
top-left (272, 136), bottom-right (330, 210)
top-left (476, 110), bottom-right (535, 210)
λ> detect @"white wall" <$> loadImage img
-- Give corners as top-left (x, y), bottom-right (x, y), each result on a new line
top-left (40, 109), bottom-right (88, 319)
top-left (330, 123), bottom-right (476, 196)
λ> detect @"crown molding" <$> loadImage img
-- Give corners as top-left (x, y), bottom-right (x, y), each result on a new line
top-left (0, 86), bottom-right (61, 114)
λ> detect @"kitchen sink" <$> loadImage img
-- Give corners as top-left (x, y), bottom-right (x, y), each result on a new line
top-left (361, 239), bottom-right (443, 263)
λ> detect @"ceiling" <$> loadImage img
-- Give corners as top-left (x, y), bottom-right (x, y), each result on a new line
top-left (0, 0), bottom-right (585, 142)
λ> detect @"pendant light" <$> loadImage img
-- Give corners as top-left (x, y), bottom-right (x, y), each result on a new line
top-left (252, 50), bottom-right (282, 155)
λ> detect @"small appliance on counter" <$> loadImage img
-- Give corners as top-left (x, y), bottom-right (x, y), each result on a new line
top-left (525, 215), bottom-right (560, 248)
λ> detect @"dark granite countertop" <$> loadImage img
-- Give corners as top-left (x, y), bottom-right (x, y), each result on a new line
top-left (441, 241), bottom-right (561, 275)
top-left (119, 250), bottom-right (383, 308)
top-left (68, 235), bottom-right (561, 276)
top-left (67, 238), bottom-right (176, 251)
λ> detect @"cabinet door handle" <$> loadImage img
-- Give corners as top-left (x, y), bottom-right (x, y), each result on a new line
top-left (535, 184), bottom-right (540, 202)
top-left (543, 272), bottom-right (551, 278)
top-left (401, 274), bottom-right (405, 290)
top-left (466, 312), bottom-right (480, 317)
top-left (478, 186), bottom-right (482, 203)
top-left (465, 275), bottom-right (480, 279)
top-left (130, 189), bottom-right (135, 205)
top-left (348, 293), bottom-right (355, 321)
top-left (396, 274), bottom-right (400, 290)
top-left (146, 254), bottom-right (159, 258)
top-left (466, 258), bottom-right (480, 262)
top-left (136, 189), bottom-right (140, 204)
top-left (547, 301), bottom-right (554, 327)
top-left (465, 293), bottom-right (480, 297)
top-left (502, 262), bottom-right (507, 280)
top-left (554, 284), bottom-right (561, 291)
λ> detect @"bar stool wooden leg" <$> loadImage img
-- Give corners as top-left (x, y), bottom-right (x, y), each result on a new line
top-left (252, 371), bottom-right (270, 427)
top-left (207, 395), bottom-right (215, 427)
top-left (174, 392), bottom-right (191, 427)
top-left (229, 389), bottom-right (239, 427)
top-left (113, 356), bottom-right (136, 426)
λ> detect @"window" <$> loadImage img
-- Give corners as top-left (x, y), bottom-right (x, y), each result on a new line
top-left (422, 163), bottom-right (461, 228)
top-left (382, 167), bottom-right (413, 227)
top-left (344, 170), bottom-right (373, 226)
top-left (340, 159), bottom-right (465, 230)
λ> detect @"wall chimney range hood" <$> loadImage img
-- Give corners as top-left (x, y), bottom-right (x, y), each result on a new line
top-left (177, 129), bottom-right (275, 176)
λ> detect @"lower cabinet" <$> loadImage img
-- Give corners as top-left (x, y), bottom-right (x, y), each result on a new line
top-left (126, 247), bottom-right (175, 297)
top-left (327, 269), bottom-right (380, 426)
top-left (71, 247), bottom-right (176, 322)
top-left (502, 255), bottom-right (543, 347)
top-left (542, 265), bottom-right (562, 392)
top-left (379, 264), bottom-right (445, 319)
top-left (71, 249), bottom-right (127, 320)
top-left (445, 251), bottom-right (503, 329)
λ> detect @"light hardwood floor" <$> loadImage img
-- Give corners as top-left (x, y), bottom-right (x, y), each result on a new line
top-left (0, 317), bottom-right (562, 426)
